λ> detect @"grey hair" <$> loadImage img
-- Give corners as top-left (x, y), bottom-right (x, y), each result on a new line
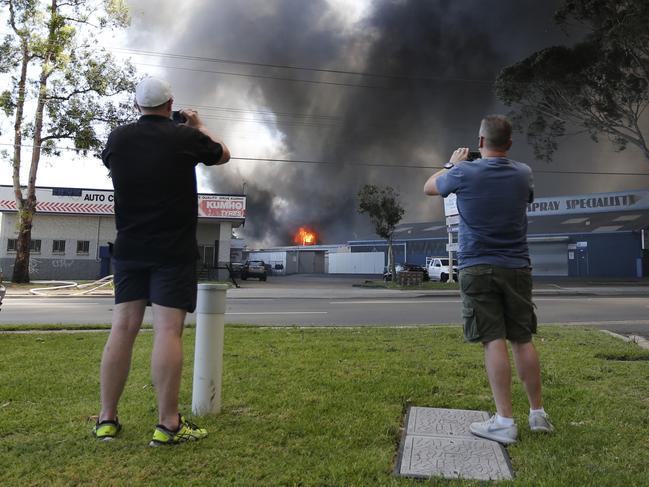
top-left (479, 115), bottom-right (512, 150)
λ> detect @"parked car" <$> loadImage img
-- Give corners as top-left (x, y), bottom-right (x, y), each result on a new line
top-left (241, 260), bottom-right (268, 281)
top-left (383, 263), bottom-right (430, 282)
top-left (426, 257), bottom-right (458, 282)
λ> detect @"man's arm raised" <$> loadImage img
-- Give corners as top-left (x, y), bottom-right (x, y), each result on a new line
top-left (182, 108), bottom-right (231, 164)
top-left (424, 147), bottom-right (469, 195)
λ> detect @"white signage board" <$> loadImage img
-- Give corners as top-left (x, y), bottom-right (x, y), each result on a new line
top-left (527, 190), bottom-right (649, 216)
top-left (443, 194), bottom-right (458, 217)
top-left (198, 195), bottom-right (246, 219)
top-left (445, 215), bottom-right (460, 226)
top-left (445, 190), bottom-right (649, 218)
top-left (446, 242), bottom-right (459, 252)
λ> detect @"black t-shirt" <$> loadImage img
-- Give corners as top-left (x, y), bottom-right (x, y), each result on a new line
top-left (102, 115), bottom-right (223, 263)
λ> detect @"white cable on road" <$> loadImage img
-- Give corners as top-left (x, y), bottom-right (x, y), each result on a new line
top-left (30, 275), bottom-right (114, 296)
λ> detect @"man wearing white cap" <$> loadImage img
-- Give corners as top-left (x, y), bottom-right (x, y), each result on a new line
top-left (94, 77), bottom-right (230, 446)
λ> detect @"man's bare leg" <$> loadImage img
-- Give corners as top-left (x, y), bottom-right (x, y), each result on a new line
top-left (484, 339), bottom-right (513, 417)
top-left (99, 300), bottom-right (147, 422)
top-left (151, 304), bottom-right (186, 430)
top-left (511, 341), bottom-right (543, 410)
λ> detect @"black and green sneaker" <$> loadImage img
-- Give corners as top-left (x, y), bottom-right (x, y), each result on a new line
top-left (149, 414), bottom-right (207, 447)
top-left (92, 418), bottom-right (122, 441)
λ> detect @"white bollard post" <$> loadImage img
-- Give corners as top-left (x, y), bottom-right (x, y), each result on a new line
top-left (192, 283), bottom-right (228, 416)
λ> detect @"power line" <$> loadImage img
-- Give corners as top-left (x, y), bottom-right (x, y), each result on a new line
top-left (133, 62), bottom-right (388, 90)
top-left (111, 47), bottom-right (498, 85)
top-left (2, 143), bottom-right (648, 176)
top-left (174, 101), bottom-right (343, 122)
top-left (231, 156), bottom-right (649, 176)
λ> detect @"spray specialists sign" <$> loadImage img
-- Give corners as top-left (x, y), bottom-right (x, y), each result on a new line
top-left (0, 185), bottom-right (246, 220)
top-left (527, 190), bottom-right (649, 216)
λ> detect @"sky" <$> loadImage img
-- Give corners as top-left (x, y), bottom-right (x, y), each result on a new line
top-left (1, 0), bottom-right (648, 247)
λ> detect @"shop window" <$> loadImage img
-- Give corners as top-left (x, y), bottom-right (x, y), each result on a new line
top-left (52, 240), bottom-right (66, 254)
top-left (77, 240), bottom-right (90, 255)
top-left (30, 239), bottom-right (41, 253)
top-left (6, 238), bottom-right (41, 253)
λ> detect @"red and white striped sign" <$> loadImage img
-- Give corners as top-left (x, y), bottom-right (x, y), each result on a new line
top-left (0, 186), bottom-right (246, 221)
top-left (0, 194), bottom-right (114, 215)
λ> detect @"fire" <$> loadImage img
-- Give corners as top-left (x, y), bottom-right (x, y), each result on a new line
top-left (293, 226), bottom-right (318, 246)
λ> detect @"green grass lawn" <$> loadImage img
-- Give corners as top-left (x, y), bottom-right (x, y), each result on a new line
top-left (1, 326), bottom-right (648, 486)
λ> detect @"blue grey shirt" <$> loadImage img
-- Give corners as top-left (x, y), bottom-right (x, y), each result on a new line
top-left (435, 157), bottom-right (534, 269)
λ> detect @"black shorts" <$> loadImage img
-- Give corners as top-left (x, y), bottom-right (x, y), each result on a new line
top-left (112, 259), bottom-right (198, 313)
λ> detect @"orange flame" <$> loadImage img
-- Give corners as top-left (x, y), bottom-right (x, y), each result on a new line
top-left (293, 226), bottom-right (318, 246)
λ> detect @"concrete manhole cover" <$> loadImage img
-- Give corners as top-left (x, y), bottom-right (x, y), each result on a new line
top-left (396, 407), bottom-right (514, 481)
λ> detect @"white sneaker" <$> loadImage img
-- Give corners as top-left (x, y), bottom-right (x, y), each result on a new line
top-left (529, 412), bottom-right (554, 433)
top-left (469, 416), bottom-right (518, 445)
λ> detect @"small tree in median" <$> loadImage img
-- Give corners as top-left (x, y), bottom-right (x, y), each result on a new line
top-left (357, 184), bottom-right (405, 282)
top-left (0, 0), bottom-right (136, 282)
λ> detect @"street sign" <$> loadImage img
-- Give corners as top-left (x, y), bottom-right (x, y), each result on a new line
top-left (444, 194), bottom-right (458, 217)
top-left (446, 242), bottom-right (459, 252)
top-left (447, 225), bottom-right (459, 233)
top-left (445, 215), bottom-right (459, 226)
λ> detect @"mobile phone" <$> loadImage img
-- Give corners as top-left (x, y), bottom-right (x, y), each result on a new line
top-left (171, 110), bottom-right (187, 124)
top-left (467, 151), bottom-right (481, 161)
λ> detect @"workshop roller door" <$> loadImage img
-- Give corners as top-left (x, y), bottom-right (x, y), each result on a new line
top-left (529, 241), bottom-right (568, 276)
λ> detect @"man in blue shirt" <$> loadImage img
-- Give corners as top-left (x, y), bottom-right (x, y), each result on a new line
top-left (424, 115), bottom-right (553, 445)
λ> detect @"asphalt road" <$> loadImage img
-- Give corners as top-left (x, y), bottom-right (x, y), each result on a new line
top-left (2, 294), bottom-right (649, 336)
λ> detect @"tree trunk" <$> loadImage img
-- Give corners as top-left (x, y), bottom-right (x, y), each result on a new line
top-left (10, 33), bottom-right (30, 282)
top-left (11, 0), bottom-right (57, 283)
top-left (12, 203), bottom-right (35, 283)
top-left (388, 237), bottom-right (396, 284)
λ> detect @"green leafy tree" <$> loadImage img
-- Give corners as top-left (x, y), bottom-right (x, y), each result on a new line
top-left (495, 0), bottom-right (649, 162)
top-left (0, 0), bottom-right (136, 282)
top-left (357, 184), bottom-right (405, 281)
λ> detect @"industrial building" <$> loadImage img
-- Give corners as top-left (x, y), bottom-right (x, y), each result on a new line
top-left (0, 185), bottom-right (246, 280)
top-left (349, 189), bottom-right (649, 278)
top-left (5, 187), bottom-right (647, 280)
top-left (247, 244), bottom-right (383, 275)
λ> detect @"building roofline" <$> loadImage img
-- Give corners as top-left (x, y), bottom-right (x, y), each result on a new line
top-left (0, 184), bottom-right (245, 198)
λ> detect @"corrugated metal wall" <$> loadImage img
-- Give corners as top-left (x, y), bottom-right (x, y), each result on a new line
top-left (328, 252), bottom-right (384, 274)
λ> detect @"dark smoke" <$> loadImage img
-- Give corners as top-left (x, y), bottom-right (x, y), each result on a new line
top-left (126, 0), bottom-right (649, 247)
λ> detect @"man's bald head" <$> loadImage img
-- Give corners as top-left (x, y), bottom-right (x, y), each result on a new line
top-left (479, 115), bottom-right (512, 151)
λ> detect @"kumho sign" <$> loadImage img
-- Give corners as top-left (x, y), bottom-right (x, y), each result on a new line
top-left (199, 195), bottom-right (246, 219)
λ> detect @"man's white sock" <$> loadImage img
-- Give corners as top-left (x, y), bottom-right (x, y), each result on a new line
top-left (495, 414), bottom-right (514, 426)
top-left (529, 407), bottom-right (546, 416)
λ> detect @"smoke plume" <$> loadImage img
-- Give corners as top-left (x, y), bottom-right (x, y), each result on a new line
top-left (125, 0), bottom-right (649, 247)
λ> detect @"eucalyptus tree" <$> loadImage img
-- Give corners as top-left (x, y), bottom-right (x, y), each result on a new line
top-left (496, 0), bottom-right (649, 163)
top-left (0, 0), bottom-right (136, 282)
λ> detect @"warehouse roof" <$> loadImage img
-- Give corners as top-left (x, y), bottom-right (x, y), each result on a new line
top-left (350, 210), bottom-right (649, 243)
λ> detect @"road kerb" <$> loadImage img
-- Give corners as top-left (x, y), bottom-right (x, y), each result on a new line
top-left (600, 329), bottom-right (649, 350)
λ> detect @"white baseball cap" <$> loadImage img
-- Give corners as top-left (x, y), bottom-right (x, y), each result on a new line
top-left (135, 77), bottom-right (173, 107)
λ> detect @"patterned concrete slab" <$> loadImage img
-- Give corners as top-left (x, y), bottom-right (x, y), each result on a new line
top-left (396, 407), bottom-right (514, 481)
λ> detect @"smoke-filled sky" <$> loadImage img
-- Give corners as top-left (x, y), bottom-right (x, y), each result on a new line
top-left (4, 0), bottom-right (649, 246)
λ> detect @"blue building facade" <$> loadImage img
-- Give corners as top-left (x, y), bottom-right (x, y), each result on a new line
top-left (349, 190), bottom-right (649, 278)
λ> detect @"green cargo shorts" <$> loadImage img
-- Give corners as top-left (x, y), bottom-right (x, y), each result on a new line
top-left (459, 264), bottom-right (537, 344)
